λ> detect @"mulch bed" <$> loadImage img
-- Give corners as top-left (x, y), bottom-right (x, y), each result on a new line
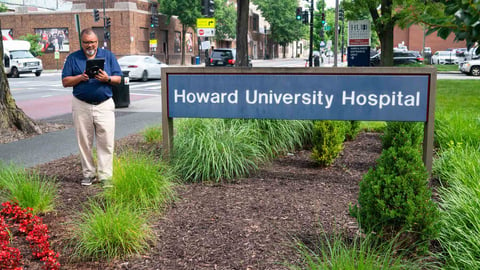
top-left (25, 131), bottom-right (381, 269)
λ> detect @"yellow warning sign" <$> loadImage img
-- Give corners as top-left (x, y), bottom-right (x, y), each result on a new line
top-left (196, 18), bottom-right (215, 28)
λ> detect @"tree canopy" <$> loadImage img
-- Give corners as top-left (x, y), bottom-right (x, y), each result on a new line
top-left (19, 34), bottom-right (44, 57)
top-left (213, 0), bottom-right (237, 41)
top-left (253, 0), bottom-right (306, 53)
top-left (405, 0), bottom-right (479, 52)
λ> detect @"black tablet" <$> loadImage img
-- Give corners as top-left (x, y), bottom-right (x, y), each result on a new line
top-left (86, 58), bottom-right (105, 79)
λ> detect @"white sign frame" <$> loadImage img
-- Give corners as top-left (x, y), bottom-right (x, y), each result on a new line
top-left (348, 20), bottom-right (371, 47)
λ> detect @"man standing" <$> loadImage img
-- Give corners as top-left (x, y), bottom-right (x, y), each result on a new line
top-left (62, 28), bottom-right (122, 188)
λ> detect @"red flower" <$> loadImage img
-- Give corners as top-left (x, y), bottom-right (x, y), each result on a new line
top-left (0, 201), bottom-right (60, 270)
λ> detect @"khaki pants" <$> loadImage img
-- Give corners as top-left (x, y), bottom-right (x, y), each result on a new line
top-left (72, 97), bottom-right (115, 180)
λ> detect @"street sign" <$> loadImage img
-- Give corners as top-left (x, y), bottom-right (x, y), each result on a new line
top-left (197, 18), bottom-right (215, 28)
top-left (54, 51), bottom-right (60, 59)
top-left (197, 28), bottom-right (215, 37)
top-left (347, 46), bottom-right (370, 67)
top-left (149, 39), bottom-right (157, 48)
top-left (348, 20), bottom-right (371, 46)
top-left (201, 40), bottom-right (211, 50)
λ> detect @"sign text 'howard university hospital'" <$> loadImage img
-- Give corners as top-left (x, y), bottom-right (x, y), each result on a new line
top-left (167, 73), bottom-right (431, 122)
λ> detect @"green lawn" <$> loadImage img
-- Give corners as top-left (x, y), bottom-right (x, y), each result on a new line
top-left (431, 64), bottom-right (460, 72)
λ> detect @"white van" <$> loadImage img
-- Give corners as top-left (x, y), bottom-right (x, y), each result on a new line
top-left (3, 40), bottom-right (43, 77)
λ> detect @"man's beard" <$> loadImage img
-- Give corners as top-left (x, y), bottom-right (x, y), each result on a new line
top-left (85, 49), bottom-right (96, 56)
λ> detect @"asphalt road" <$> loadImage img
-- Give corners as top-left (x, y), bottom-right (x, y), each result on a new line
top-left (9, 72), bottom-right (162, 120)
top-left (3, 73), bottom-right (163, 168)
top-left (0, 96), bottom-right (162, 168)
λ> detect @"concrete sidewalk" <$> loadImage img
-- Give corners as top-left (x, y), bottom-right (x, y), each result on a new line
top-left (0, 96), bottom-right (163, 168)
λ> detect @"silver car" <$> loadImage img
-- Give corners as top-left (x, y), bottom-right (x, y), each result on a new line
top-left (431, 51), bottom-right (458, 65)
top-left (459, 59), bottom-right (480, 76)
top-left (117, 55), bottom-right (168, 82)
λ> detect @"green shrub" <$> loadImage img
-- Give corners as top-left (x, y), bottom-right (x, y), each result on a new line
top-left (345, 121), bottom-right (361, 141)
top-left (105, 151), bottom-right (177, 211)
top-left (225, 119), bottom-right (313, 158)
top-left (141, 125), bottom-right (162, 144)
top-left (290, 228), bottom-right (440, 270)
top-left (73, 201), bottom-right (153, 260)
top-left (350, 145), bottom-right (439, 254)
top-left (380, 121), bottom-right (423, 149)
top-left (311, 121), bottom-right (345, 166)
top-left (0, 164), bottom-right (57, 215)
top-left (172, 118), bottom-right (267, 182)
top-left (437, 175), bottom-right (480, 269)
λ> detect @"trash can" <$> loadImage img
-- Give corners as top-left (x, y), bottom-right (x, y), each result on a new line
top-left (195, 56), bottom-right (200, 65)
top-left (314, 55), bottom-right (320, 67)
top-left (191, 56), bottom-right (196, 65)
top-left (112, 70), bottom-right (130, 108)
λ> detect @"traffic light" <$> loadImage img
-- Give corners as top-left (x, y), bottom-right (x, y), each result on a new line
top-left (302, 11), bottom-right (309, 24)
top-left (105, 17), bottom-right (111, 28)
top-left (93, 9), bottom-right (100, 22)
top-left (150, 15), bottom-right (158, 28)
top-left (296, 7), bottom-right (302, 20)
top-left (207, 0), bottom-right (214, 17)
top-left (104, 31), bottom-right (110, 41)
top-left (202, 0), bottom-right (214, 17)
top-left (339, 9), bottom-right (344, 21)
top-left (321, 12), bottom-right (326, 25)
top-left (150, 31), bottom-right (155, 39)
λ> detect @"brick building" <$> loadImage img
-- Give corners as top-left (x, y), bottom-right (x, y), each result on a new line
top-left (0, 0), bottom-right (201, 69)
top-left (394, 24), bottom-right (467, 53)
top-left (0, 0), bottom-right (274, 70)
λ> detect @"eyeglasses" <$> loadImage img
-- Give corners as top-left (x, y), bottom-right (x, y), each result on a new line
top-left (82, 41), bottom-right (97, 45)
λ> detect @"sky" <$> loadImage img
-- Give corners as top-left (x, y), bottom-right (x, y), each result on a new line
top-left (326, 0), bottom-right (338, 8)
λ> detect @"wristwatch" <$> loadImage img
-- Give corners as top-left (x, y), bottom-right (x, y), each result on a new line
top-left (107, 77), bottom-right (111, 83)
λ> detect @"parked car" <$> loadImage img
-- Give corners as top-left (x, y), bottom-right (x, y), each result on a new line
top-left (394, 51), bottom-right (424, 65)
top-left (459, 59), bottom-right (480, 76)
top-left (369, 50), bottom-right (381, 66)
top-left (454, 48), bottom-right (467, 57)
top-left (207, 48), bottom-right (252, 67)
top-left (370, 50), bottom-right (423, 66)
top-left (207, 48), bottom-right (236, 67)
top-left (431, 51), bottom-right (458, 65)
top-left (117, 55), bottom-right (167, 82)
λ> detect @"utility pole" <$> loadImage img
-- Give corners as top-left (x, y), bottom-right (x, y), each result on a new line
top-left (340, 9), bottom-right (345, 63)
top-left (333, 0), bottom-right (339, 67)
top-left (308, 0), bottom-right (314, 67)
top-left (102, 0), bottom-right (107, 48)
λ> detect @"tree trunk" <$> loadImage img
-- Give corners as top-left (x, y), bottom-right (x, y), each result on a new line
top-left (236, 0), bottom-right (249, 67)
top-left (379, 22), bottom-right (394, 67)
top-left (378, 0), bottom-right (394, 66)
top-left (0, 20), bottom-right (41, 135)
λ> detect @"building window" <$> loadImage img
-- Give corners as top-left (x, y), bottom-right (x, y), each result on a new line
top-left (252, 14), bottom-right (259, 32)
